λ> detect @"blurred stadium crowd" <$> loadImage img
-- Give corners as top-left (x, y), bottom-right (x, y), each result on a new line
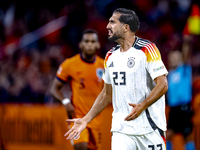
top-left (0, 0), bottom-right (200, 105)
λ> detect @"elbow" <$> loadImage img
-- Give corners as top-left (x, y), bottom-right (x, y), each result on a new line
top-left (155, 75), bottom-right (168, 96)
top-left (50, 86), bottom-right (56, 97)
top-left (50, 88), bottom-right (53, 96)
top-left (49, 86), bottom-right (54, 95)
top-left (50, 89), bottom-right (55, 98)
top-left (163, 80), bottom-right (168, 95)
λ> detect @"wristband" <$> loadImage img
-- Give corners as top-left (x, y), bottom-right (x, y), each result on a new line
top-left (62, 98), bottom-right (71, 105)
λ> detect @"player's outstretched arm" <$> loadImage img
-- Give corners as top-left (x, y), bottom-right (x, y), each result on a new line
top-left (124, 75), bottom-right (168, 121)
top-left (64, 118), bottom-right (87, 140)
top-left (64, 83), bottom-right (112, 140)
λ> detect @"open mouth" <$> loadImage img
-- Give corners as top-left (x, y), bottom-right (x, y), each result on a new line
top-left (86, 49), bottom-right (94, 53)
top-left (108, 30), bottom-right (112, 36)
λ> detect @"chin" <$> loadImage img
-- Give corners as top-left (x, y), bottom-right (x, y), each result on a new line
top-left (108, 35), bottom-right (112, 40)
top-left (86, 53), bottom-right (95, 57)
top-left (108, 37), bottom-right (116, 42)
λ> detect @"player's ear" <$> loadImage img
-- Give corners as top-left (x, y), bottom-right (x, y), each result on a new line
top-left (123, 24), bottom-right (129, 33)
top-left (79, 42), bottom-right (83, 49)
top-left (96, 42), bottom-right (100, 49)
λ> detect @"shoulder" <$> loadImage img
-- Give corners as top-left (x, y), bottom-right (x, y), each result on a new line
top-left (133, 37), bottom-right (161, 60)
top-left (62, 54), bottom-right (80, 63)
top-left (96, 55), bottom-right (104, 62)
top-left (67, 54), bottom-right (80, 62)
top-left (105, 45), bottom-right (120, 60)
top-left (133, 37), bottom-right (154, 51)
top-left (59, 54), bottom-right (80, 68)
top-left (179, 64), bottom-right (192, 71)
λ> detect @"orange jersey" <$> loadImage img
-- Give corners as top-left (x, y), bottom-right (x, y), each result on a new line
top-left (56, 54), bottom-right (104, 129)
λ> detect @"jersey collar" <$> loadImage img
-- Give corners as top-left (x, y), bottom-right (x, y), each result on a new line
top-left (80, 53), bottom-right (96, 63)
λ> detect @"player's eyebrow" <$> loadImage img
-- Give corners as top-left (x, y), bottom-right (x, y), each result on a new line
top-left (109, 19), bottom-right (115, 23)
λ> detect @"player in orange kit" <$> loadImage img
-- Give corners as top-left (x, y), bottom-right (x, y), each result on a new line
top-left (50, 29), bottom-right (104, 150)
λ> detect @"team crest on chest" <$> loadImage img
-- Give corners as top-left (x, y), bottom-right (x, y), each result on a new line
top-left (127, 57), bottom-right (135, 68)
top-left (96, 68), bottom-right (104, 82)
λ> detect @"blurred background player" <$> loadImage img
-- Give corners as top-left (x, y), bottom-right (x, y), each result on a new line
top-left (50, 29), bottom-right (104, 150)
top-left (166, 35), bottom-right (195, 150)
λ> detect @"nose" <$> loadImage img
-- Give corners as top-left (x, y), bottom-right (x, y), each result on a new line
top-left (106, 23), bottom-right (110, 29)
top-left (86, 42), bottom-right (93, 48)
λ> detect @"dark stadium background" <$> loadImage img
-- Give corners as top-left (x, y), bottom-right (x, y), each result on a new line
top-left (0, 0), bottom-right (200, 150)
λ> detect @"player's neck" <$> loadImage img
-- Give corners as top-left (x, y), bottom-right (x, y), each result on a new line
top-left (81, 53), bottom-right (96, 63)
top-left (119, 35), bottom-right (136, 52)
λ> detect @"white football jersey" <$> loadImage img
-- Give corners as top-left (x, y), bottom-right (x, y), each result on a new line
top-left (102, 37), bottom-right (168, 135)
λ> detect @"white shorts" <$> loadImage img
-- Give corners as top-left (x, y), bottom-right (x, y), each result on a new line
top-left (111, 129), bottom-right (166, 150)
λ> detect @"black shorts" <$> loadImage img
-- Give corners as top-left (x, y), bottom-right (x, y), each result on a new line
top-left (167, 103), bottom-right (193, 137)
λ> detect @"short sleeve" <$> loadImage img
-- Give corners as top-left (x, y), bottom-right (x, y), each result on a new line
top-left (143, 43), bottom-right (168, 80)
top-left (56, 59), bottom-right (70, 82)
top-left (102, 51), bottom-right (112, 84)
top-left (102, 67), bottom-right (111, 84)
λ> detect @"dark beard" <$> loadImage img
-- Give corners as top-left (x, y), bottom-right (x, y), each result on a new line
top-left (108, 34), bottom-right (121, 42)
top-left (85, 53), bottom-right (94, 58)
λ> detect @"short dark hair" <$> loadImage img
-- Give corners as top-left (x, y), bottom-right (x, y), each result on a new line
top-left (82, 28), bottom-right (99, 40)
top-left (113, 8), bottom-right (140, 32)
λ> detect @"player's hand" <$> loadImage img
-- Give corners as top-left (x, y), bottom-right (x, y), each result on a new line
top-left (64, 118), bottom-right (87, 140)
top-left (65, 103), bottom-right (75, 118)
top-left (124, 103), bottom-right (143, 121)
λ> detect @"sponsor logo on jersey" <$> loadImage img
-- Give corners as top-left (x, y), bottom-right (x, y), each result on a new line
top-left (153, 66), bottom-right (164, 72)
top-left (127, 57), bottom-right (135, 68)
top-left (108, 62), bottom-right (114, 67)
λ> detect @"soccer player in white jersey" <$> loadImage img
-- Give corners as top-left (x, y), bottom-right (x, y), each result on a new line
top-left (65, 8), bottom-right (168, 150)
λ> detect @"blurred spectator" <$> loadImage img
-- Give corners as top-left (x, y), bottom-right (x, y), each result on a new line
top-left (166, 35), bottom-right (195, 150)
